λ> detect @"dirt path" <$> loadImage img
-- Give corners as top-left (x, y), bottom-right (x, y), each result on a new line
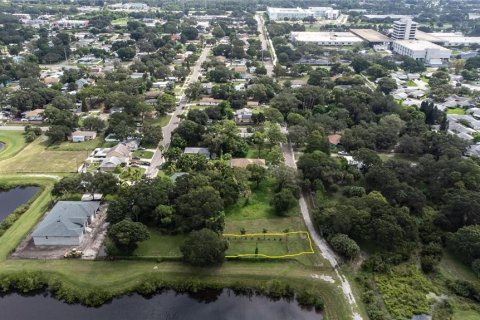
top-left (282, 142), bottom-right (363, 320)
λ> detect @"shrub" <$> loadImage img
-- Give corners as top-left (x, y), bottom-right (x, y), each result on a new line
top-left (329, 233), bottom-right (360, 260)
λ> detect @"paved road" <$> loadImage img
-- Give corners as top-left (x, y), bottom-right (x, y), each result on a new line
top-left (145, 46), bottom-right (210, 178)
top-left (256, 13), bottom-right (275, 76)
top-left (281, 142), bottom-right (363, 320)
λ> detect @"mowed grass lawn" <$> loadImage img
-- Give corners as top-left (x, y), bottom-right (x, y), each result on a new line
top-left (134, 228), bottom-right (184, 257)
top-left (0, 131), bottom-right (28, 161)
top-left (225, 232), bottom-right (313, 258)
top-left (447, 108), bottom-right (466, 115)
top-left (47, 137), bottom-right (102, 151)
top-left (132, 150), bottom-right (154, 159)
top-left (0, 137), bottom-right (88, 173)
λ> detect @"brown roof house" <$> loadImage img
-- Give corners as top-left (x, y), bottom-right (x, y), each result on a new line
top-left (328, 134), bottom-right (342, 146)
top-left (71, 130), bottom-right (97, 142)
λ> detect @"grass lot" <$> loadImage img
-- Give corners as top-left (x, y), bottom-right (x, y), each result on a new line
top-left (0, 131), bottom-right (28, 161)
top-left (246, 145), bottom-right (269, 159)
top-left (225, 232), bottom-right (314, 258)
top-left (145, 115), bottom-right (172, 128)
top-left (447, 108), bottom-right (466, 115)
top-left (119, 166), bottom-right (145, 181)
top-left (406, 80), bottom-right (417, 87)
top-left (132, 150), bottom-right (154, 159)
top-left (134, 228), bottom-right (184, 257)
top-left (47, 137), bottom-right (102, 151)
top-left (111, 17), bottom-right (130, 26)
top-left (225, 180), bottom-right (300, 221)
top-left (0, 137), bottom-right (87, 173)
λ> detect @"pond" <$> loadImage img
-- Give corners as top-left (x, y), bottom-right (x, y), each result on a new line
top-left (0, 289), bottom-right (323, 320)
top-left (0, 142), bottom-right (4, 151)
top-left (0, 186), bottom-right (39, 222)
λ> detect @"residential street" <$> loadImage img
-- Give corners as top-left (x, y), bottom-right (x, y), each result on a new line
top-left (256, 13), bottom-right (275, 76)
top-left (145, 45), bottom-right (210, 178)
top-left (281, 142), bottom-right (363, 320)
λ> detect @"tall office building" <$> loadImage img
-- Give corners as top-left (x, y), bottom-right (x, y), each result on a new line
top-left (392, 18), bottom-right (417, 40)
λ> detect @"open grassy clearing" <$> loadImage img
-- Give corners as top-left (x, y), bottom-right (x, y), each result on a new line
top-left (225, 232), bottom-right (314, 258)
top-left (447, 107), bottom-right (466, 115)
top-left (0, 137), bottom-right (87, 173)
top-left (132, 150), bottom-right (154, 159)
top-left (47, 137), bottom-right (103, 151)
top-left (225, 180), bottom-right (300, 221)
top-left (406, 79), bottom-right (417, 87)
top-left (134, 228), bottom-right (184, 257)
top-left (0, 131), bottom-right (28, 161)
top-left (144, 115), bottom-right (172, 128)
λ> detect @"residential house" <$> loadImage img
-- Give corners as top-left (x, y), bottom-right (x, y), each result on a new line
top-left (32, 201), bottom-right (100, 246)
top-left (184, 147), bottom-right (211, 159)
top-left (199, 97), bottom-right (222, 106)
top-left (99, 156), bottom-right (125, 172)
top-left (328, 134), bottom-right (342, 146)
top-left (202, 83), bottom-right (213, 94)
top-left (71, 130), bottom-right (97, 142)
top-left (234, 108), bottom-right (253, 124)
top-left (22, 109), bottom-right (45, 121)
top-left (247, 101), bottom-right (260, 107)
top-left (107, 143), bottom-right (131, 158)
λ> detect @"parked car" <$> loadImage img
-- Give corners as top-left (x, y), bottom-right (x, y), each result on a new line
top-left (132, 156), bottom-right (141, 160)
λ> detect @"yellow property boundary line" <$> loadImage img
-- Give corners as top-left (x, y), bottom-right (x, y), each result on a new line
top-left (223, 231), bottom-right (315, 258)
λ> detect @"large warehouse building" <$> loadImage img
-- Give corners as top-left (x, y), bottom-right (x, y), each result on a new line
top-left (416, 31), bottom-right (480, 47)
top-left (290, 31), bottom-right (363, 46)
top-left (392, 40), bottom-right (451, 65)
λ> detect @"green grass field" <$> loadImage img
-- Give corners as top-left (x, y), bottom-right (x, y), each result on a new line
top-left (447, 108), bottom-right (466, 115)
top-left (132, 150), bottom-right (154, 159)
top-left (225, 232), bottom-right (313, 258)
top-left (47, 137), bottom-right (102, 151)
top-left (145, 115), bottom-right (172, 128)
top-left (225, 180), bottom-right (300, 221)
top-left (406, 80), bottom-right (417, 87)
top-left (0, 131), bottom-right (28, 161)
top-left (0, 137), bottom-right (88, 173)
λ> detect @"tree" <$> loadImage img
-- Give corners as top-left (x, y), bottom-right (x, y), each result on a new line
top-left (117, 46), bottom-right (136, 61)
top-left (180, 229), bottom-right (229, 266)
top-left (401, 57), bottom-right (426, 73)
top-left (187, 109), bottom-right (208, 125)
top-left (185, 81), bottom-right (203, 100)
top-left (81, 172), bottom-right (118, 197)
top-left (351, 57), bottom-right (370, 73)
top-left (212, 26), bottom-right (225, 38)
top-left (329, 234), bottom-right (360, 260)
top-left (272, 188), bottom-right (297, 215)
top-left (52, 175), bottom-right (82, 196)
top-left (156, 93), bottom-right (176, 114)
top-left (181, 26), bottom-right (199, 40)
top-left (46, 125), bottom-right (70, 144)
top-left (264, 121), bottom-right (286, 149)
top-left (305, 130), bottom-right (330, 154)
top-left (51, 95), bottom-right (75, 110)
top-left (351, 148), bottom-right (382, 173)
top-left (447, 225), bottom-right (480, 264)
top-left (141, 124), bottom-right (163, 147)
top-left (107, 220), bottom-right (150, 255)
top-left (83, 117), bottom-right (106, 132)
top-left (378, 77), bottom-right (398, 94)
top-left (307, 68), bottom-right (329, 86)
top-left (175, 186), bottom-right (225, 233)
top-left (247, 163), bottom-right (266, 188)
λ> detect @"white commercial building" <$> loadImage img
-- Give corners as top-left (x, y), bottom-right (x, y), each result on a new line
top-left (392, 40), bottom-right (451, 65)
top-left (267, 7), bottom-right (312, 21)
top-left (392, 18), bottom-right (417, 40)
top-left (290, 32), bottom-right (363, 46)
top-left (308, 7), bottom-right (340, 20)
top-left (418, 32), bottom-right (480, 47)
top-left (267, 6), bottom-right (340, 21)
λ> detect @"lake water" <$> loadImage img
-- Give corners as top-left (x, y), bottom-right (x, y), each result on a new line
top-left (0, 289), bottom-right (322, 320)
top-left (0, 186), bottom-right (39, 221)
top-left (0, 142), bottom-right (4, 150)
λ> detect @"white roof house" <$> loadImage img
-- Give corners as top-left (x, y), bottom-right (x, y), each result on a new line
top-left (184, 147), bottom-right (211, 159)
